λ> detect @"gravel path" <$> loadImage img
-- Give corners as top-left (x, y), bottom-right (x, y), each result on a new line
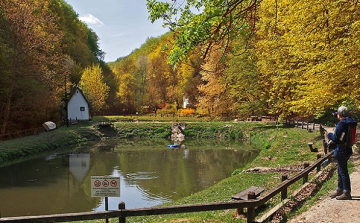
top-left (288, 151), bottom-right (360, 223)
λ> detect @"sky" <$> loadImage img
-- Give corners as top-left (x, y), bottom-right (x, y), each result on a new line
top-left (65, 0), bottom-right (170, 62)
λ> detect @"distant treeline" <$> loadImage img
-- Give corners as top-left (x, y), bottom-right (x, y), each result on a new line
top-left (2, 0), bottom-right (360, 135)
top-left (110, 0), bottom-right (360, 122)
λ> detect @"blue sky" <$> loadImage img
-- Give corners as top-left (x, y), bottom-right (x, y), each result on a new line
top-left (65, 0), bottom-right (170, 62)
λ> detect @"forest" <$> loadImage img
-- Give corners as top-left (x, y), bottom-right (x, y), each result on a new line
top-left (1, 0), bottom-right (360, 135)
top-left (0, 0), bottom-right (114, 135)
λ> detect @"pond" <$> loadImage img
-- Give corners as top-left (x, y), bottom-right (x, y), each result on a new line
top-left (0, 138), bottom-right (259, 217)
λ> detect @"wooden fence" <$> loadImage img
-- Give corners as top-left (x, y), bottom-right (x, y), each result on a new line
top-left (284, 120), bottom-right (320, 131)
top-left (0, 148), bottom-right (334, 223)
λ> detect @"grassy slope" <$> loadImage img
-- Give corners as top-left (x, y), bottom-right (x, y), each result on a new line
top-left (124, 125), bottom-right (321, 223)
top-left (80, 124), bottom-right (323, 223)
top-left (0, 121), bottom-right (328, 222)
top-left (0, 122), bottom-right (100, 166)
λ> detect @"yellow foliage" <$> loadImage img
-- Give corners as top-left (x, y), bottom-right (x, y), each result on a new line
top-left (80, 64), bottom-right (109, 114)
top-left (180, 108), bottom-right (195, 116)
top-left (255, 0), bottom-right (360, 117)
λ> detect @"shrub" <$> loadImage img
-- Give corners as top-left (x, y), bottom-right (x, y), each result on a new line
top-left (180, 108), bottom-right (195, 116)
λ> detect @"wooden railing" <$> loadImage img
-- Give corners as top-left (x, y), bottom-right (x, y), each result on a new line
top-left (284, 120), bottom-right (320, 131)
top-left (0, 150), bottom-right (334, 223)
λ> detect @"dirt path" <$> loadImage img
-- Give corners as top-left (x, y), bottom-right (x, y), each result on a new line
top-left (288, 151), bottom-right (360, 223)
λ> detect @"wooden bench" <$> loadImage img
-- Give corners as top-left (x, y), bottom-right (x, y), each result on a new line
top-left (232, 186), bottom-right (265, 200)
top-left (232, 186), bottom-right (265, 217)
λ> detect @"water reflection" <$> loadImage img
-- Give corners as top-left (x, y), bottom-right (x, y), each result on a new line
top-left (0, 138), bottom-right (259, 217)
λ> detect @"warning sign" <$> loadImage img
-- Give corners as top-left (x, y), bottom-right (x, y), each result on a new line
top-left (91, 176), bottom-right (120, 197)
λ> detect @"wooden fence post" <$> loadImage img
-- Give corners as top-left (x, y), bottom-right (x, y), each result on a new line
top-left (323, 138), bottom-right (328, 154)
top-left (316, 154), bottom-right (322, 172)
top-left (281, 175), bottom-right (288, 200)
top-left (247, 192), bottom-right (256, 223)
top-left (119, 202), bottom-right (126, 223)
top-left (303, 162), bottom-right (310, 184)
top-left (308, 142), bottom-right (314, 152)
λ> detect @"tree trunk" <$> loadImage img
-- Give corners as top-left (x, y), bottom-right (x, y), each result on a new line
top-left (1, 48), bottom-right (18, 135)
top-left (1, 78), bottom-right (14, 135)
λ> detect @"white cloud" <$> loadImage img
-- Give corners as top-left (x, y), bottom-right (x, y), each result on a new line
top-left (79, 14), bottom-right (105, 26)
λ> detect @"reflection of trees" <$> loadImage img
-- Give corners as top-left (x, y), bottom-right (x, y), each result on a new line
top-left (82, 142), bottom-right (119, 200)
top-left (114, 139), bottom-right (259, 200)
top-left (0, 139), bottom-right (259, 217)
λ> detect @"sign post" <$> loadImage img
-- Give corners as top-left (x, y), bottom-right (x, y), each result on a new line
top-left (91, 176), bottom-right (120, 223)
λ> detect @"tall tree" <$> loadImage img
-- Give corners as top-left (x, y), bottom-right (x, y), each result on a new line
top-left (197, 43), bottom-right (234, 116)
top-left (0, 0), bottom-right (64, 134)
top-left (225, 36), bottom-right (267, 118)
top-left (80, 64), bottom-right (110, 114)
top-left (117, 72), bottom-right (136, 113)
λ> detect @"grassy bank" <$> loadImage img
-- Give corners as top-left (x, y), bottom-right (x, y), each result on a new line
top-left (0, 120), bottom-right (256, 165)
top-left (122, 125), bottom-right (321, 223)
top-left (74, 123), bottom-right (325, 223)
top-left (93, 115), bottom-right (224, 123)
top-left (0, 121), bottom-right (331, 222)
top-left (0, 122), bottom-right (100, 166)
top-left (0, 121), bottom-right (258, 166)
top-left (113, 122), bottom-right (255, 139)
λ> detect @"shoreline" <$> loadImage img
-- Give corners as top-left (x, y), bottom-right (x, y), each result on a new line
top-left (0, 121), bottom-right (326, 222)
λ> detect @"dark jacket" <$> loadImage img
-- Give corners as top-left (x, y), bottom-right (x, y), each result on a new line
top-left (328, 117), bottom-right (357, 156)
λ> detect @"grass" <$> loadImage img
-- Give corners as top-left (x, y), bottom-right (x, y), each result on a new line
top-left (93, 115), bottom-right (229, 123)
top-left (67, 123), bottom-right (327, 223)
top-left (113, 122), bottom-right (256, 139)
top-left (0, 119), bottom-right (339, 222)
top-left (0, 122), bottom-right (100, 166)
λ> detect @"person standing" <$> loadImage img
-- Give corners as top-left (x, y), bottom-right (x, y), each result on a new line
top-left (328, 106), bottom-right (357, 200)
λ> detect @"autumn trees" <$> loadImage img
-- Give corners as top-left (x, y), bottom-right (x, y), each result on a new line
top-left (0, 0), bottom-right (65, 134)
top-left (254, 0), bottom-right (360, 118)
top-left (110, 34), bottom-right (202, 114)
top-left (0, 0), bottom-right (110, 134)
top-left (2, 0), bottom-right (359, 135)
top-left (80, 65), bottom-right (110, 114)
top-left (146, 0), bottom-right (360, 119)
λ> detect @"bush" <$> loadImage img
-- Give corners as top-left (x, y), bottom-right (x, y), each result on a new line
top-left (180, 108), bottom-right (195, 116)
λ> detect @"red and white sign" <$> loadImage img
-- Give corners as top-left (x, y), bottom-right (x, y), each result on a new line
top-left (91, 176), bottom-right (120, 197)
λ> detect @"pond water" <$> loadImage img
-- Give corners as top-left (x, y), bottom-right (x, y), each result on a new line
top-left (0, 138), bottom-right (259, 217)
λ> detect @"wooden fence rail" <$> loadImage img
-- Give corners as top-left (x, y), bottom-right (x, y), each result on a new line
top-left (284, 120), bottom-right (320, 131)
top-left (0, 150), bottom-right (334, 223)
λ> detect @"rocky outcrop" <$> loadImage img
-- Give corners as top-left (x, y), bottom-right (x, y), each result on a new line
top-left (171, 122), bottom-right (186, 145)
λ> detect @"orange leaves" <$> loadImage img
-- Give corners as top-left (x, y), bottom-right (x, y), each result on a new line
top-left (180, 108), bottom-right (195, 116)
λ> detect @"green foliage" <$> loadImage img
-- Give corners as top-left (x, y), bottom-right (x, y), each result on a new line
top-left (146, 0), bottom-right (257, 65)
top-left (50, 0), bottom-right (103, 68)
top-left (114, 123), bottom-right (172, 138)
